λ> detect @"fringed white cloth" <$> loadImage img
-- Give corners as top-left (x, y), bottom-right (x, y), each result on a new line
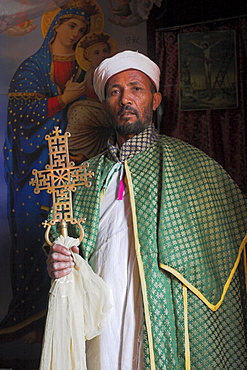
top-left (39, 236), bottom-right (112, 370)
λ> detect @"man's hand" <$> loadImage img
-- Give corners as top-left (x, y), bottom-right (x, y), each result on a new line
top-left (46, 243), bottom-right (79, 279)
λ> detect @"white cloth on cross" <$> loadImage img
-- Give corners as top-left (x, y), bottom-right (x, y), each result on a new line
top-left (39, 235), bottom-right (112, 370)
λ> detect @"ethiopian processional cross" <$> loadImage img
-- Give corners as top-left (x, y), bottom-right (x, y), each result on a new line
top-left (29, 126), bottom-right (94, 246)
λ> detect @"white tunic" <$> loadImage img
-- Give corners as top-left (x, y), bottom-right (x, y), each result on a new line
top-left (86, 170), bottom-right (143, 370)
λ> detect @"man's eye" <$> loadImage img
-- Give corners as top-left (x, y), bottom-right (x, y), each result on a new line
top-left (110, 89), bottom-right (120, 95)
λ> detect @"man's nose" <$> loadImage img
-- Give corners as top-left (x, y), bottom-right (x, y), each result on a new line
top-left (120, 91), bottom-right (132, 106)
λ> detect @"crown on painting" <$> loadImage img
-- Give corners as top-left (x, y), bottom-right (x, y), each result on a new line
top-left (79, 32), bottom-right (110, 49)
top-left (61, 0), bottom-right (99, 16)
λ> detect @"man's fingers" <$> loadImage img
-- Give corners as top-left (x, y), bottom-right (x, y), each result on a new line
top-left (49, 261), bottom-right (74, 272)
top-left (71, 245), bottom-right (79, 254)
top-left (49, 267), bottom-right (73, 279)
top-left (51, 243), bottom-right (72, 255)
top-left (47, 261), bottom-right (75, 279)
top-left (49, 251), bottom-right (73, 263)
top-left (46, 243), bottom-right (79, 278)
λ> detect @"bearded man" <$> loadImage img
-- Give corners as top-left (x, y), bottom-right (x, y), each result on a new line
top-left (47, 50), bottom-right (247, 370)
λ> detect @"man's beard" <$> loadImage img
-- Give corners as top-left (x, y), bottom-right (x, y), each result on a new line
top-left (107, 104), bottom-right (153, 136)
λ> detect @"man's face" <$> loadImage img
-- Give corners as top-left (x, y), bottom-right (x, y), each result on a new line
top-left (103, 69), bottom-right (162, 139)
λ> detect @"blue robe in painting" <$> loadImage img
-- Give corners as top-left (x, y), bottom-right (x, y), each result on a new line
top-left (1, 7), bottom-right (87, 339)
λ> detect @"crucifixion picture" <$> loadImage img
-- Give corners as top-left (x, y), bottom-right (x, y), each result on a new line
top-left (179, 30), bottom-right (238, 110)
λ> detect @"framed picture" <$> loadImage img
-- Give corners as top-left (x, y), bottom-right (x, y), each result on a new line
top-left (178, 30), bottom-right (238, 110)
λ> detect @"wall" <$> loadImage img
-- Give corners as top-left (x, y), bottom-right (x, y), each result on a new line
top-left (0, 0), bottom-right (147, 323)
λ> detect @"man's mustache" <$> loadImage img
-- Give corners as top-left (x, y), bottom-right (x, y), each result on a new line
top-left (117, 105), bottom-right (139, 118)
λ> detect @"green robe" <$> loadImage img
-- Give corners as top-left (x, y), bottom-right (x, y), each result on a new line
top-left (58, 135), bottom-right (247, 369)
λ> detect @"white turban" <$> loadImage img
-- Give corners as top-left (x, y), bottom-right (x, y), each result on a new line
top-left (93, 50), bottom-right (160, 102)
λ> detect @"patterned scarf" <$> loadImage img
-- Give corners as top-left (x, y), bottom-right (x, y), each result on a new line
top-left (106, 123), bottom-right (160, 163)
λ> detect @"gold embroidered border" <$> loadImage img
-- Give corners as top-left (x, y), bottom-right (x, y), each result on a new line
top-left (160, 234), bottom-right (247, 312)
top-left (53, 54), bottom-right (76, 62)
top-left (125, 161), bottom-right (156, 370)
top-left (8, 92), bottom-right (47, 101)
top-left (160, 234), bottom-right (247, 370)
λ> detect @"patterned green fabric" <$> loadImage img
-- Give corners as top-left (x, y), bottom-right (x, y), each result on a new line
top-left (64, 135), bottom-right (247, 369)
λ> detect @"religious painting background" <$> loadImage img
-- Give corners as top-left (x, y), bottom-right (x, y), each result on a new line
top-left (0, 0), bottom-right (152, 332)
top-left (179, 30), bottom-right (238, 111)
top-left (155, 17), bottom-right (247, 196)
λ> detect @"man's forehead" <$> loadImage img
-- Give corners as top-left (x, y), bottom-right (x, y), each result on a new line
top-left (106, 69), bottom-right (152, 87)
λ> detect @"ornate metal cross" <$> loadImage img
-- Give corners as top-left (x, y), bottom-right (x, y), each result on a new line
top-left (29, 126), bottom-right (94, 245)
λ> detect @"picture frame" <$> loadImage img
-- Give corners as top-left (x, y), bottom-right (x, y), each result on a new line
top-left (179, 30), bottom-right (238, 110)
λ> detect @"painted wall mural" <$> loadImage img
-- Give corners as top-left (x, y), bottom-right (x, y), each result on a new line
top-left (0, 0), bottom-right (160, 345)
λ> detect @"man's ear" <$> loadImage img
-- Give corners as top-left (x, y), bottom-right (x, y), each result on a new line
top-left (152, 92), bottom-right (162, 111)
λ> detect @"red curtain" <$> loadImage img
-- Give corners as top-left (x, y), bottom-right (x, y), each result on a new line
top-left (155, 17), bottom-right (247, 194)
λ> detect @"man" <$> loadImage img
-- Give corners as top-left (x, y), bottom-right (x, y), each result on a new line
top-left (47, 50), bottom-right (247, 369)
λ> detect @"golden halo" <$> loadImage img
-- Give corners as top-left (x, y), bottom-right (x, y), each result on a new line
top-left (76, 32), bottom-right (119, 71)
top-left (41, 0), bottom-right (104, 38)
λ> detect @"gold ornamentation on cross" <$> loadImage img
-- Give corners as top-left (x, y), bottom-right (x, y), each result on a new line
top-left (29, 126), bottom-right (94, 245)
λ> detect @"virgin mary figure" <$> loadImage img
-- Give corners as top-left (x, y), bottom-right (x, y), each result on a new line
top-left (1, 0), bottom-right (103, 343)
